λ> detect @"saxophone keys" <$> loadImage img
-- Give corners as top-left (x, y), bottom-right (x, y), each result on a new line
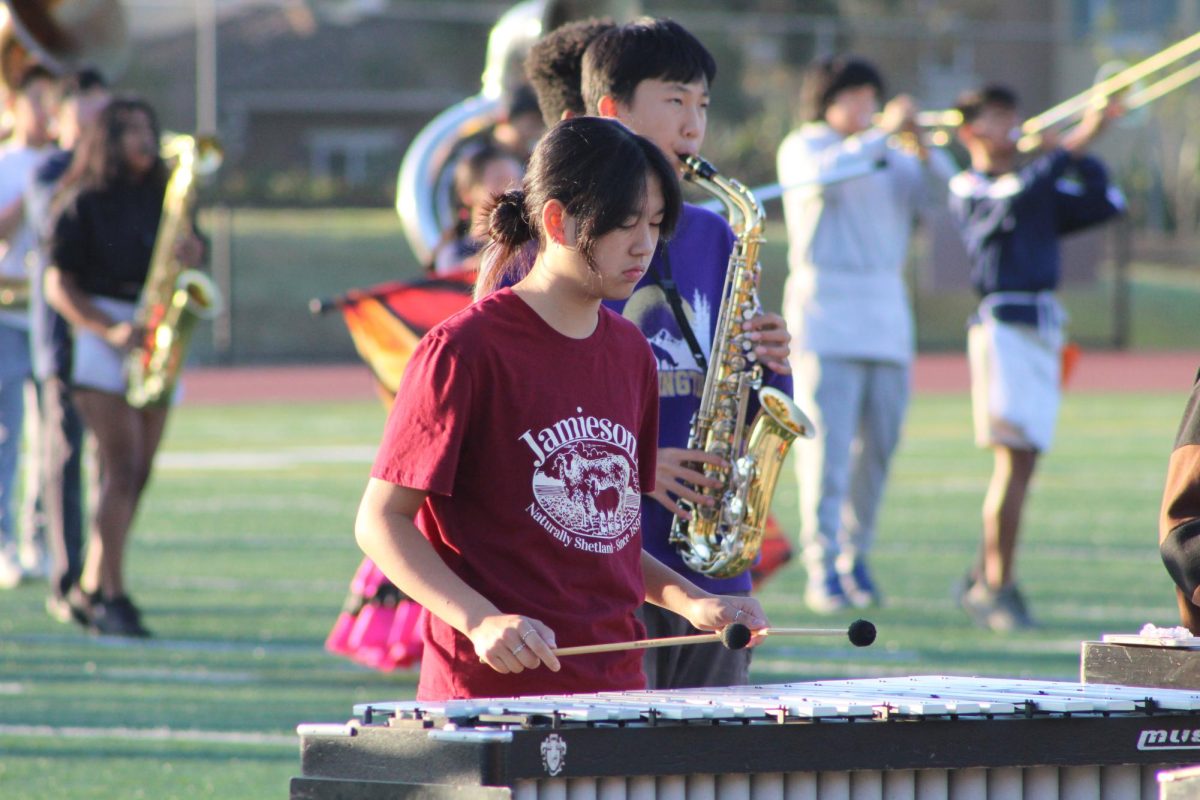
top-left (723, 497), bottom-right (746, 526)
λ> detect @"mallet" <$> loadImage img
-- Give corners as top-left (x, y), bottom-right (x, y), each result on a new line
top-left (553, 618), bottom-right (876, 657)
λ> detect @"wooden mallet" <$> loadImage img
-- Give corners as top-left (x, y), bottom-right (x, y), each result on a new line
top-left (553, 619), bottom-right (876, 657)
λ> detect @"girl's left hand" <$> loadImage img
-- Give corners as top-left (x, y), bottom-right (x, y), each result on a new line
top-left (683, 595), bottom-right (769, 647)
top-left (743, 312), bottom-right (791, 374)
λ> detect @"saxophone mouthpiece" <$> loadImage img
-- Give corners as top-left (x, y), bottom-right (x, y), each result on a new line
top-left (681, 154), bottom-right (717, 180)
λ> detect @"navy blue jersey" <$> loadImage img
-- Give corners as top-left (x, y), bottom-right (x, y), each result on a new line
top-left (949, 150), bottom-right (1123, 300)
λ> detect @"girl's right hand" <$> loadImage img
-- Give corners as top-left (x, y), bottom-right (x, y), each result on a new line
top-left (469, 614), bottom-right (560, 674)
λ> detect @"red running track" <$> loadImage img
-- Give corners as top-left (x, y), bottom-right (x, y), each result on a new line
top-left (182, 351), bottom-right (1200, 406)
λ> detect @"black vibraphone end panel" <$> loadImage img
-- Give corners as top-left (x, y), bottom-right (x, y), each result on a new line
top-left (299, 726), bottom-right (510, 786)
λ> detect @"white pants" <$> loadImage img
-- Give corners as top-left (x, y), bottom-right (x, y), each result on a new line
top-left (791, 353), bottom-right (910, 580)
top-left (968, 317), bottom-right (1062, 453)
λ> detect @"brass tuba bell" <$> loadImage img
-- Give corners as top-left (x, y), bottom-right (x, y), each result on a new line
top-left (395, 0), bottom-right (641, 265)
top-left (0, 0), bottom-right (128, 88)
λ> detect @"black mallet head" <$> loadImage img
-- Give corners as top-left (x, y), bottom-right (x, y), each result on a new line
top-left (848, 618), bottom-right (876, 647)
top-left (721, 622), bottom-right (753, 650)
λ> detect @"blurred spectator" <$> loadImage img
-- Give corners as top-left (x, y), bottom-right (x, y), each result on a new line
top-left (491, 84), bottom-right (544, 162)
top-left (430, 142), bottom-right (522, 275)
top-left (29, 69), bottom-right (110, 624)
top-left (0, 65), bottom-right (62, 588)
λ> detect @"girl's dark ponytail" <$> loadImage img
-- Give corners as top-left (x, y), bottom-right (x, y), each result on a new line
top-left (475, 189), bottom-right (536, 298)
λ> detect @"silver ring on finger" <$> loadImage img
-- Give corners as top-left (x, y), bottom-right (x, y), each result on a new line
top-left (520, 629), bottom-right (536, 641)
top-left (512, 643), bottom-right (527, 655)
top-left (734, 609), bottom-right (744, 622)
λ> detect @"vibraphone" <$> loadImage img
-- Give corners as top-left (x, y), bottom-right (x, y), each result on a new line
top-left (292, 676), bottom-right (1200, 799)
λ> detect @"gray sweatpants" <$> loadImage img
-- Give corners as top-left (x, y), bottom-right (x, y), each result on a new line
top-left (791, 354), bottom-right (910, 581)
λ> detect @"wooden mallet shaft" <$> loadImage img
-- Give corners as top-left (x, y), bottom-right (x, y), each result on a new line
top-left (554, 631), bottom-right (724, 657)
top-left (763, 627), bottom-right (854, 637)
top-left (554, 619), bottom-right (875, 657)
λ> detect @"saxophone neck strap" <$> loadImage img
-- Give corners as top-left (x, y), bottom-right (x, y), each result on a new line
top-left (649, 245), bottom-right (708, 374)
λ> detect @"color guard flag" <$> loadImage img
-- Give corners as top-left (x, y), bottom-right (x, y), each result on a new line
top-left (312, 270), bottom-right (475, 396)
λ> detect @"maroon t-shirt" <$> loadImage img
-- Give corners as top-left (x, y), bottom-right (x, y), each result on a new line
top-left (372, 288), bottom-right (659, 699)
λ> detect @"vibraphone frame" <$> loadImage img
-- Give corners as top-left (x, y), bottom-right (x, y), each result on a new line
top-left (292, 676), bottom-right (1200, 799)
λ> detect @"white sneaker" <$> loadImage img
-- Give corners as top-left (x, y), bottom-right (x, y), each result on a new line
top-left (18, 546), bottom-right (50, 580)
top-left (804, 572), bottom-right (851, 614)
top-left (0, 550), bottom-right (24, 589)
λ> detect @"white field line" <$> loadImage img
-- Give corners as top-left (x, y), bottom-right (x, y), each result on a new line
top-left (765, 594), bottom-right (1176, 622)
top-left (148, 574), bottom-right (346, 592)
top-left (164, 494), bottom-right (353, 514)
top-left (157, 445), bottom-right (376, 471)
top-left (0, 723), bottom-right (295, 747)
top-left (7, 633), bottom-right (330, 656)
top-left (0, 682), bottom-right (22, 694)
top-left (98, 666), bottom-right (259, 684)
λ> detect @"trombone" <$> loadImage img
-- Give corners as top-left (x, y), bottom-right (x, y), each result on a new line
top-left (914, 30), bottom-right (1200, 151)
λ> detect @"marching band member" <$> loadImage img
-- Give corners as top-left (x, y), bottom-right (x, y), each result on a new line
top-left (777, 56), bottom-right (955, 614)
top-left (950, 85), bottom-right (1123, 632)
top-left (44, 96), bottom-right (205, 637)
top-left (0, 65), bottom-right (60, 589)
top-left (356, 117), bottom-right (766, 701)
top-left (580, 18), bottom-right (788, 689)
top-left (29, 69), bottom-right (111, 625)
top-left (1161, 370), bottom-right (1200, 634)
top-left (429, 142), bottom-right (523, 276)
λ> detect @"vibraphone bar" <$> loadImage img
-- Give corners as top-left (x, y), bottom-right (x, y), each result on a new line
top-left (291, 676), bottom-right (1200, 799)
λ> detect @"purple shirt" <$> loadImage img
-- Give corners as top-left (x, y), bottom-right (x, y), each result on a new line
top-left (605, 203), bottom-right (794, 594)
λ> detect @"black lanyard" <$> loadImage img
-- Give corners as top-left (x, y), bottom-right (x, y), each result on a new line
top-left (648, 244), bottom-right (708, 374)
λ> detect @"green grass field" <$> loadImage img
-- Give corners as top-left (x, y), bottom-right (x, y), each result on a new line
top-left (191, 208), bottom-right (1200, 366)
top-left (0, 387), bottom-right (1187, 797)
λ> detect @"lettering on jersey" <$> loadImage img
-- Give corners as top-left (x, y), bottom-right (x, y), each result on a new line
top-left (518, 407), bottom-right (641, 551)
top-left (623, 284), bottom-right (711, 400)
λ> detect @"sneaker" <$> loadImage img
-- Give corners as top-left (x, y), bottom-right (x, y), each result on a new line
top-left (950, 570), bottom-right (975, 605)
top-left (18, 545), bottom-right (51, 581)
top-left (0, 550), bottom-right (24, 589)
top-left (838, 557), bottom-right (882, 608)
top-left (90, 595), bottom-right (151, 638)
top-left (999, 584), bottom-right (1036, 628)
top-left (46, 586), bottom-right (95, 627)
top-left (805, 571), bottom-right (850, 614)
top-left (960, 581), bottom-right (1036, 633)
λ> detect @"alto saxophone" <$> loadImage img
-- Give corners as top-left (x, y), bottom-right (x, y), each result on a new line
top-left (668, 155), bottom-right (815, 578)
top-left (125, 134), bottom-right (224, 408)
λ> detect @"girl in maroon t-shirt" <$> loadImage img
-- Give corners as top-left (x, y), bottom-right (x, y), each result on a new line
top-left (355, 118), bottom-right (769, 700)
